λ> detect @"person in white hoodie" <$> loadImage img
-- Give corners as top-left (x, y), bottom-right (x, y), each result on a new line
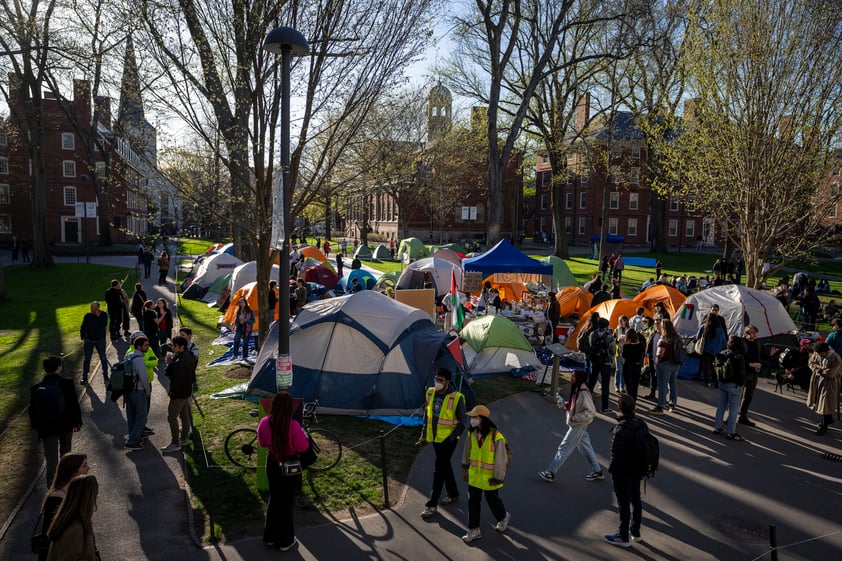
top-left (539, 369), bottom-right (604, 482)
top-left (124, 336), bottom-right (153, 450)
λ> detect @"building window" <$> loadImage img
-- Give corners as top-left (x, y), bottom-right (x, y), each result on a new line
top-left (832, 182), bottom-right (840, 197)
top-left (608, 217), bottom-right (618, 235)
top-left (0, 183), bottom-right (8, 204)
top-left (0, 157), bottom-right (8, 175)
top-left (578, 217), bottom-right (586, 235)
top-left (540, 194), bottom-right (547, 210)
top-left (0, 214), bottom-right (10, 233)
top-left (609, 191), bottom-right (619, 209)
top-left (579, 192), bottom-right (586, 209)
top-left (628, 218), bottom-right (637, 237)
top-left (581, 169), bottom-right (589, 184)
top-left (611, 145), bottom-right (622, 159)
top-left (564, 216), bottom-right (572, 233)
top-left (669, 198), bottom-right (679, 212)
top-left (831, 204), bottom-right (838, 219)
top-left (64, 186), bottom-right (77, 206)
top-left (62, 160), bottom-right (76, 177)
top-left (61, 132), bottom-right (75, 150)
top-left (0, 131), bottom-right (7, 147)
top-left (631, 146), bottom-right (641, 160)
top-left (565, 192), bottom-right (573, 209)
top-left (629, 192), bottom-right (638, 210)
top-left (668, 219), bottom-right (678, 237)
top-left (630, 167), bottom-right (640, 185)
top-left (685, 220), bottom-right (695, 238)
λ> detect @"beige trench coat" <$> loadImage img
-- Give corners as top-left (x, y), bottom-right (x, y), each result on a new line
top-left (807, 350), bottom-right (841, 415)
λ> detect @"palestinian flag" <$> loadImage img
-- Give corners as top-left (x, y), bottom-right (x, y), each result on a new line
top-left (451, 267), bottom-right (464, 331)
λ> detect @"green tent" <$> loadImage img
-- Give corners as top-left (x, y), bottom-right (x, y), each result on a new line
top-left (372, 244), bottom-right (392, 260)
top-left (459, 315), bottom-right (537, 374)
top-left (354, 244), bottom-right (373, 261)
top-left (432, 242), bottom-right (468, 254)
top-left (375, 270), bottom-right (400, 290)
top-left (397, 237), bottom-right (429, 260)
top-left (542, 255), bottom-right (578, 290)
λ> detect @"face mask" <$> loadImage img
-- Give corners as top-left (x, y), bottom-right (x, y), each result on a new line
top-left (470, 417), bottom-right (480, 428)
top-left (434, 382), bottom-right (444, 391)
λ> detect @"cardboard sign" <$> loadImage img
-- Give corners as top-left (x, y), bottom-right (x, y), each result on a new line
top-left (462, 271), bottom-right (483, 293)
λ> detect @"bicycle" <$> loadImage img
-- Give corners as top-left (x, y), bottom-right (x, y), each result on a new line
top-left (223, 400), bottom-right (342, 471)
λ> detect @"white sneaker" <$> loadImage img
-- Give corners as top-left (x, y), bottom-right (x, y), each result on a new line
top-left (495, 512), bottom-right (511, 532)
top-left (161, 443), bottom-right (182, 453)
top-left (420, 506), bottom-right (437, 518)
top-left (462, 528), bottom-right (482, 543)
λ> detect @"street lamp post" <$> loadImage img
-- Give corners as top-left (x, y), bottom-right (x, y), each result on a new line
top-left (264, 27), bottom-right (309, 391)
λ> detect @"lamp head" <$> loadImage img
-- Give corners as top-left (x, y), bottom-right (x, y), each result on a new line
top-left (263, 27), bottom-right (310, 57)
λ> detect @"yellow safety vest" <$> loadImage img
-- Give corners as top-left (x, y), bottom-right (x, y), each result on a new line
top-left (468, 430), bottom-right (505, 491)
top-left (424, 387), bottom-right (464, 443)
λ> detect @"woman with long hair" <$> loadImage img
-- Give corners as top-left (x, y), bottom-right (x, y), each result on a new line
top-left (621, 329), bottom-right (646, 401)
top-left (696, 306), bottom-right (727, 386)
top-left (231, 298), bottom-right (255, 361)
top-left (157, 250), bottom-right (170, 285)
top-left (614, 315), bottom-right (630, 394)
top-left (46, 474), bottom-right (98, 561)
top-left (131, 283), bottom-right (147, 332)
top-left (39, 454), bottom-right (89, 561)
top-left (257, 391), bottom-right (309, 551)
top-left (651, 318), bottom-right (682, 414)
top-left (577, 312), bottom-right (601, 380)
top-left (155, 298), bottom-right (172, 350)
top-left (142, 300), bottom-right (160, 357)
top-left (538, 369), bottom-right (603, 483)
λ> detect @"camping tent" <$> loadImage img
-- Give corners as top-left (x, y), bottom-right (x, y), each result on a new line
top-left (354, 244), bottom-right (373, 261)
top-left (463, 238), bottom-right (552, 280)
top-left (396, 257), bottom-right (462, 297)
top-left (672, 285), bottom-right (798, 339)
top-left (293, 246), bottom-right (327, 262)
top-left (246, 291), bottom-right (461, 415)
top-left (480, 275), bottom-right (527, 301)
top-left (338, 269), bottom-right (377, 292)
top-left (201, 273), bottom-right (232, 304)
top-left (398, 238), bottom-right (429, 261)
top-left (431, 247), bottom-right (464, 268)
top-left (542, 256), bottom-right (578, 289)
top-left (304, 265), bottom-right (339, 290)
top-left (372, 244), bottom-right (391, 260)
top-left (190, 252), bottom-right (243, 289)
top-left (459, 315), bottom-right (539, 374)
top-left (433, 242), bottom-right (468, 255)
top-left (633, 285), bottom-right (686, 317)
top-left (222, 281), bottom-right (278, 331)
top-left (375, 271), bottom-right (400, 291)
top-left (565, 299), bottom-right (641, 351)
top-left (557, 286), bottom-right (592, 317)
top-left (230, 261), bottom-right (281, 295)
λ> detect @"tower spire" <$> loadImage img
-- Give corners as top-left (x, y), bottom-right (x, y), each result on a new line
top-left (117, 34), bottom-right (145, 129)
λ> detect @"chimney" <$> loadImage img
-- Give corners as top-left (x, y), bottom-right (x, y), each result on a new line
top-left (575, 93), bottom-right (590, 133)
top-left (73, 79), bottom-right (92, 126)
top-left (95, 96), bottom-right (111, 129)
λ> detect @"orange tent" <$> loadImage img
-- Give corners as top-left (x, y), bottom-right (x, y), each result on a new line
top-left (633, 285), bottom-right (686, 318)
top-left (222, 281), bottom-right (278, 331)
top-left (565, 299), bottom-right (641, 351)
top-left (479, 275), bottom-right (528, 301)
top-left (556, 286), bottom-right (592, 318)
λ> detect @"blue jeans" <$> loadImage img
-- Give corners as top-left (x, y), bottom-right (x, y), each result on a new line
top-left (613, 474), bottom-right (642, 540)
top-left (126, 389), bottom-right (149, 445)
top-left (714, 383), bottom-right (742, 434)
top-left (548, 425), bottom-right (601, 475)
top-left (83, 339), bottom-right (108, 379)
top-left (615, 356), bottom-right (625, 390)
top-left (587, 362), bottom-right (612, 411)
top-left (232, 327), bottom-right (248, 360)
top-left (656, 362), bottom-right (680, 409)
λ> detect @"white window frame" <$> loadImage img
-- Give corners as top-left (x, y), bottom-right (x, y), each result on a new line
top-left (631, 146), bottom-right (641, 160)
top-left (564, 216), bottom-right (572, 232)
top-left (578, 217), bottom-right (587, 235)
top-left (565, 192), bottom-right (573, 209)
top-left (0, 213), bottom-right (10, 233)
top-left (668, 219), bottom-right (678, 237)
top-left (608, 217), bottom-right (618, 235)
top-left (669, 198), bottom-right (679, 212)
top-left (628, 218), bottom-right (638, 237)
top-left (630, 167), bottom-right (640, 185)
top-left (581, 169), bottom-right (589, 184)
top-left (0, 157), bottom-right (8, 175)
top-left (64, 186), bottom-right (77, 206)
top-left (0, 183), bottom-right (8, 205)
top-left (579, 192), bottom-right (586, 209)
top-left (685, 219), bottom-right (695, 238)
top-left (62, 160), bottom-right (76, 178)
top-left (629, 192), bottom-right (639, 210)
top-left (609, 191), bottom-right (620, 209)
top-left (61, 132), bottom-right (75, 150)
top-left (611, 145), bottom-right (622, 159)
top-left (540, 194), bottom-right (547, 210)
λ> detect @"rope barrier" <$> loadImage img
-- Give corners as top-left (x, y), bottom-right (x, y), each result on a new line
top-left (748, 529), bottom-right (842, 561)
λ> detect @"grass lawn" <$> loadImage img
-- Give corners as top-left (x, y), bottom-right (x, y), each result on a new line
top-left (0, 262), bottom-right (138, 526)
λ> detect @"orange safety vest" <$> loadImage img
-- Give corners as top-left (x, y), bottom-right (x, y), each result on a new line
top-left (467, 430), bottom-right (505, 491)
top-left (424, 387), bottom-right (464, 443)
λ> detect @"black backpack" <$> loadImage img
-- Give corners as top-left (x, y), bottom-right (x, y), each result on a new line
top-left (714, 350), bottom-right (744, 385)
top-left (32, 378), bottom-right (66, 430)
top-left (672, 338), bottom-right (687, 365)
top-left (589, 330), bottom-right (612, 364)
top-left (108, 356), bottom-right (137, 400)
top-left (635, 421), bottom-right (660, 480)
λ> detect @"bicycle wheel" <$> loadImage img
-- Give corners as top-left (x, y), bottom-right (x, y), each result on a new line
top-left (307, 428), bottom-right (342, 471)
top-left (224, 428), bottom-right (259, 469)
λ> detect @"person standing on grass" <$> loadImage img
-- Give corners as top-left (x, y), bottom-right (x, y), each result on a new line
top-left (79, 301), bottom-right (109, 386)
top-left (257, 391), bottom-right (310, 551)
top-left (538, 369), bottom-right (604, 484)
top-left (29, 356), bottom-right (83, 485)
top-left (418, 368), bottom-right (466, 519)
top-left (460, 405), bottom-right (510, 544)
top-left (161, 336), bottom-right (197, 453)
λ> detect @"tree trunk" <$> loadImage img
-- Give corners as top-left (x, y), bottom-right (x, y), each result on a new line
top-left (94, 176), bottom-right (112, 246)
top-left (486, 158), bottom-right (503, 246)
top-left (323, 196), bottom-right (332, 241)
top-left (0, 263), bottom-right (7, 299)
top-left (650, 192), bottom-right (667, 253)
top-left (24, 91), bottom-right (54, 269)
top-left (228, 142), bottom-right (253, 261)
top-left (549, 159), bottom-right (570, 259)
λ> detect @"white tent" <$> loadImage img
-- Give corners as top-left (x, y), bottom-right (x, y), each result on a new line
top-left (229, 261), bottom-right (281, 295)
top-left (396, 257), bottom-right (462, 297)
top-left (672, 285), bottom-right (797, 339)
top-left (191, 252), bottom-right (243, 288)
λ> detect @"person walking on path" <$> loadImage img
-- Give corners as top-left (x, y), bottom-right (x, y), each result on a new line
top-left (124, 336), bottom-right (153, 450)
top-left (539, 369), bottom-right (604, 483)
top-left (142, 300), bottom-right (161, 358)
top-left (161, 336), bottom-right (197, 453)
top-left (79, 301), bottom-right (108, 386)
top-left (142, 246), bottom-right (154, 279)
top-left (157, 250), bottom-right (170, 285)
top-left (621, 329), bottom-right (645, 401)
top-left (806, 341), bottom-right (841, 435)
top-left (738, 325), bottom-right (762, 427)
top-left (603, 395), bottom-right (648, 548)
top-left (335, 253), bottom-right (344, 279)
top-left (29, 356), bottom-right (83, 485)
top-left (38, 454), bottom-right (90, 561)
top-left (650, 318), bottom-right (682, 414)
top-left (460, 405), bottom-right (510, 543)
top-left (418, 368), bottom-right (466, 518)
top-left (696, 305), bottom-right (727, 387)
top-left (131, 283), bottom-right (147, 332)
top-left (45, 475), bottom-right (98, 561)
top-left (587, 317), bottom-right (616, 413)
top-left (712, 336), bottom-right (747, 441)
top-left (257, 391), bottom-right (310, 551)
top-left (104, 279), bottom-right (126, 342)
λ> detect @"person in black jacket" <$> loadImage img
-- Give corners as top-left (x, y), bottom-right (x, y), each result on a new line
top-left (29, 356), bottom-right (83, 485)
top-left (161, 336), bottom-right (197, 453)
top-left (79, 301), bottom-right (109, 385)
top-left (739, 325), bottom-right (762, 427)
top-left (131, 283), bottom-right (147, 332)
top-left (604, 395), bottom-right (646, 548)
top-left (104, 279), bottom-right (126, 341)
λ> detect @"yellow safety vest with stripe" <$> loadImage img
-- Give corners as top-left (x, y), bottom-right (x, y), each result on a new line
top-left (424, 387), bottom-right (464, 443)
top-left (467, 430), bottom-right (505, 491)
